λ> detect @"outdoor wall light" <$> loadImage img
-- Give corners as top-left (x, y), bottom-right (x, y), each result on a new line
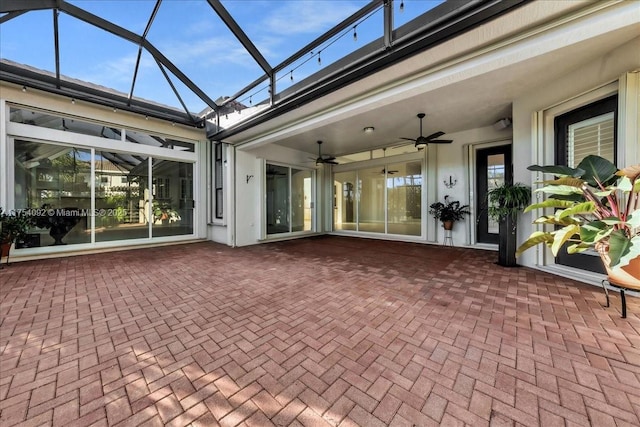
top-left (21, 86), bottom-right (26, 92)
top-left (444, 176), bottom-right (457, 188)
top-left (363, 126), bottom-right (375, 133)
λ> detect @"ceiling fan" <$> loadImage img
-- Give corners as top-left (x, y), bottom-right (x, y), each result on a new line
top-left (380, 168), bottom-right (398, 175)
top-left (400, 113), bottom-right (452, 147)
top-left (313, 140), bottom-right (338, 165)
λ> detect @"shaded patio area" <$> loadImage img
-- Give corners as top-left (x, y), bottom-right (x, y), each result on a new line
top-left (1, 236), bottom-right (640, 426)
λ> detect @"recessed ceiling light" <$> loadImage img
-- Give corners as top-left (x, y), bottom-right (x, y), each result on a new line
top-left (364, 126), bottom-right (375, 133)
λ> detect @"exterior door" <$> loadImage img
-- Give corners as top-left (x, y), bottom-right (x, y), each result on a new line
top-left (476, 145), bottom-right (512, 244)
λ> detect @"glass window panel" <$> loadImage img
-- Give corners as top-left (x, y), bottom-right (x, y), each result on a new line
top-left (266, 164), bottom-right (290, 235)
top-left (214, 143), bottom-right (224, 219)
top-left (14, 141), bottom-right (91, 247)
top-left (486, 153), bottom-right (505, 234)
top-left (125, 130), bottom-right (195, 152)
top-left (568, 112), bottom-right (615, 167)
top-left (335, 152), bottom-right (371, 164)
top-left (291, 169), bottom-right (312, 232)
top-left (387, 161), bottom-right (421, 236)
top-left (9, 107), bottom-right (121, 140)
top-left (151, 159), bottom-right (194, 237)
top-left (358, 167), bottom-right (385, 233)
top-left (334, 171), bottom-right (357, 231)
top-left (9, 107), bottom-right (195, 152)
top-left (95, 152), bottom-right (149, 242)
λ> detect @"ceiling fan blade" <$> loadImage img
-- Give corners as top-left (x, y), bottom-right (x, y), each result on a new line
top-left (426, 131), bottom-right (445, 140)
top-left (399, 137), bottom-right (417, 142)
top-left (428, 139), bottom-right (453, 144)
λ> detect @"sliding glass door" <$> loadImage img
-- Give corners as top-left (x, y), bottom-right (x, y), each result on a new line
top-left (14, 139), bottom-right (194, 247)
top-left (334, 171), bottom-right (357, 231)
top-left (387, 161), bottom-right (422, 236)
top-left (333, 160), bottom-right (422, 236)
top-left (359, 167), bottom-right (385, 233)
top-left (266, 163), bottom-right (313, 236)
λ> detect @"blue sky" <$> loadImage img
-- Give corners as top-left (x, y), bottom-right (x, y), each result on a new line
top-left (1, 1), bottom-right (442, 113)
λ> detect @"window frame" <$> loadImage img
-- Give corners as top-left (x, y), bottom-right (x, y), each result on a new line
top-left (553, 94), bottom-right (618, 274)
top-left (554, 95), bottom-right (618, 167)
top-left (214, 142), bottom-right (224, 220)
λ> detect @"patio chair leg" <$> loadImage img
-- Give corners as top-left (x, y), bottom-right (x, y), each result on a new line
top-left (620, 289), bottom-right (627, 319)
top-left (601, 280), bottom-right (610, 308)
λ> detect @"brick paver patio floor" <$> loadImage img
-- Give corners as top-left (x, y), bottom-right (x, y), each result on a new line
top-left (1, 236), bottom-right (640, 426)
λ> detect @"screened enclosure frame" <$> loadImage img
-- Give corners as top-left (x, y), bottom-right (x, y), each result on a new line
top-left (0, 0), bottom-right (528, 133)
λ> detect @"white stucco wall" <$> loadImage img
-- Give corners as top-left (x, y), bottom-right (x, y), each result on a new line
top-left (431, 125), bottom-right (512, 246)
top-left (233, 144), bottom-right (317, 247)
top-left (512, 36), bottom-right (640, 270)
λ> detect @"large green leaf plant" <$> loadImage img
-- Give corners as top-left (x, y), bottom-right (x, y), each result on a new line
top-left (516, 155), bottom-right (640, 270)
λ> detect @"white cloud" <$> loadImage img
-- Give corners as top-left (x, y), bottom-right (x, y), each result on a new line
top-left (262, 1), bottom-right (362, 35)
top-left (161, 36), bottom-right (256, 68)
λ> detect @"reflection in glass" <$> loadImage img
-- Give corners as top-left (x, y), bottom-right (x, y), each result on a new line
top-left (291, 169), bottom-right (312, 232)
top-left (126, 130), bottom-right (195, 152)
top-left (95, 152), bottom-right (149, 241)
top-left (9, 107), bottom-right (195, 152)
top-left (266, 165), bottom-right (290, 235)
top-left (10, 107), bottom-right (120, 139)
top-left (487, 154), bottom-right (505, 234)
top-left (334, 171), bottom-right (357, 231)
top-left (387, 162), bottom-right (421, 236)
top-left (151, 160), bottom-right (194, 237)
top-left (14, 141), bottom-right (91, 246)
top-left (358, 167), bottom-right (385, 233)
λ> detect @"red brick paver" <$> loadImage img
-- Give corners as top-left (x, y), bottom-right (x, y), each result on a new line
top-left (1, 236), bottom-right (639, 426)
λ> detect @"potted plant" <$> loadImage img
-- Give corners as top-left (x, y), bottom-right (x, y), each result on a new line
top-left (152, 200), bottom-right (180, 225)
top-left (1, 207), bottom-right (34, 266)
top-left (516, 155), bottom-right (639, 287)
top-left (486, 182), bottom-right (531, 267)
top-left (33, 204), bottom-right (83, 245)
top-left (429, 195), bottom-right (470, 230)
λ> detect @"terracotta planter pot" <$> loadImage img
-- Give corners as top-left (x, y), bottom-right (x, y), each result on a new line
top-left (597, 243), bottom-right (640, 289)
top-left (442, 220), bottom-right (454, 231)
